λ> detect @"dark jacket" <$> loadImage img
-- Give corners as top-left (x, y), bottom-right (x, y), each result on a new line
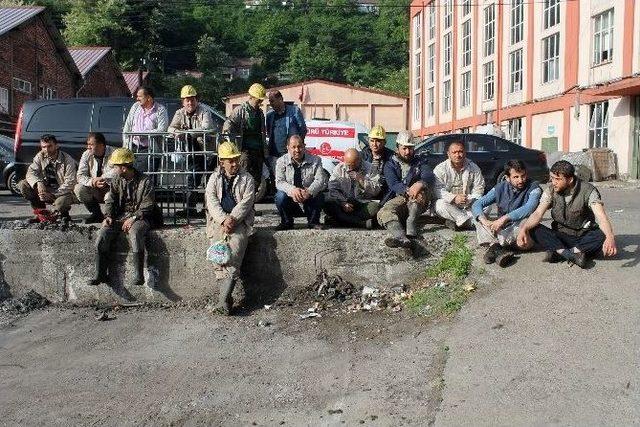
top-left (361, 146), bottom-right (394, 197)
top-left (266, 104), bottom-right (307, 156)
top-left (551, 179), bottom-right (599, 236)
top-left (104, 169), bottom-right (163, 227)
top-left (381, 154), bottom-right (435, 205)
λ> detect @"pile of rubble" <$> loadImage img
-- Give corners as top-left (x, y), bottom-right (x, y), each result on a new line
top-left (1, 290), bottom-right (50, 314)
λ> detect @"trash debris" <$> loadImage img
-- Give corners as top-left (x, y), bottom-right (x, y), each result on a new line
top-left (95, 311), bottom-right (114, 321)
top-left (463, 283), bottom-right (477, 292)
top-left (257, 320), bottom-right (271, 327)
top-left (264, 304), bottom-right (272, 310)
top-left (614, 209), bottom-right (624, 213)
top-left (1, 290), bottom-right (50, 314)
top-left (299, 312), bottom-right (321, 319)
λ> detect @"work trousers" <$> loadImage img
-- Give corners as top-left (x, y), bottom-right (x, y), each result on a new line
top-left (530, 225), bottom-right (606, 255)
top-left (377, 194), bottom-right (428, 227)
top-left (323, 200), bottom-right (380, 227)
top-left (74, 184), bottom-right (108, 204)
top-left (209, 222), bottom-right (251, 280)
top-left (96, 219), bottom-right (150, 254)
top-left (18, 180), bottom-right (77, 214)
top-left (474, 219), bottom-right (521, 247)
top-left (435, 199), bottom-right (473, 227)
top-left (241, 149), bottom-right (264, 191)
top-left (275, 190), bottom-right (324, 226)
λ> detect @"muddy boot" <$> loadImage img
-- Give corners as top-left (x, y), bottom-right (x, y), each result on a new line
top-left (216, 277), bottom-right (235, 315)
top-left (406, 203), bottom-right (420, 237)
top-left (84, 202), bottom-right (104, 224)
top-left (384, 221), bottom-right (411, 248)
top-left (87, 252), bottom-right (109, 286)
top-left (128, 252), bottom-right (145, 287)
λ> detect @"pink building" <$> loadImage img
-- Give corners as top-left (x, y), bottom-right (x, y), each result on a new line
top-left (409, 0), bottom-right (640, 178)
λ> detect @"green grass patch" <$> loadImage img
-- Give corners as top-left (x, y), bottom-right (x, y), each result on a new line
top-left (425, 234), bottom-right (473, 279)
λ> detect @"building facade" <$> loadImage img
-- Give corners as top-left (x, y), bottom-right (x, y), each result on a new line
top-left (69, 47), bottom-right (130, 98)
top-left (409, 0), bottom-right (640, 178)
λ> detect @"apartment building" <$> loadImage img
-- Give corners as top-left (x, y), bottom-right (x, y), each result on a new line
top-left (409, 0), bottom-right (640, 178)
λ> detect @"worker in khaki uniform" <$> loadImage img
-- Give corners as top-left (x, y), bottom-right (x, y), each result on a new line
top-left (88, 148), bottom-right (162, 287)
top-left (205, 142), bottom-right (256, 315)
top-left (323, 148), bottom-right (381, 229)
top-left (223, 83), bottom-right (267, 193)
top-left (433, 140), bottom-right (485, 230)
top-left (377, 130), bottom-right (435, 248)
top-left (18, 134), bottom-right (78, 223)
top-left (74, 132), bottom-right (115, 224)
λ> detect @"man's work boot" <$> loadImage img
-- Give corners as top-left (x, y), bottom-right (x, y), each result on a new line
top-left (483, 243), bottom-right (500, 264)
top-left (406, 203), bottom-right (420, 237)
top-left (216, 276), bottom-right (235, 315)
top-left (572, 251), bottom-right (588, 269)
top-left (384, 221), bottom-right (411, 248)
top-left (83, 202), bottom-right (104, 224)
top-left (495, 247), bottom-right (515, 268)
top-left (87, 252), bottom-right (109, 286)
top-left (129, 252), bottom-right (146, 287)
top-left (542, 250), bottom-right (562, 263)
top-left (444, 219), bottom-right (457, 231)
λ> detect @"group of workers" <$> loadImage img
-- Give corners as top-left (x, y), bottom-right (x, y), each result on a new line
top-left (15, 82), bottom-right (619, 315)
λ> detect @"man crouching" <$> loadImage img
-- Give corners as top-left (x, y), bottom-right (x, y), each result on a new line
top-left (205, 141), bottom-right (256, 315)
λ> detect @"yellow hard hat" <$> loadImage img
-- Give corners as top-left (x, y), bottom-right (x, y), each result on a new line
top-left (218, 141), bottom-right (242, 159)
top-left (180, 85), bottom-right (197, 98)
top-left (248, 83), bottom-right (266, 100)
top-left (369, 125), bottom-right (386, 140)
top-left (109, 148), bottom-right (135, 165)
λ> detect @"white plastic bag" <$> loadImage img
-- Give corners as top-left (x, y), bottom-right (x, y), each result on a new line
top-left (207, 236), bottom-right (231, 265)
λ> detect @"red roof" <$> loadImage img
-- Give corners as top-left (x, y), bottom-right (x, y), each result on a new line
top-left (0, 6), bottom-right (45, 36)
top-left (122, 71), bottom-right (149, 95)
top-left (68, 47), bottom-right (112, 77)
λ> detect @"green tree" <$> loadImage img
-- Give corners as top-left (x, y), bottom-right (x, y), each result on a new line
top-left (374, 66), bottom-right (408, 96)
top-left (285, 40), bottom-right (341, 81)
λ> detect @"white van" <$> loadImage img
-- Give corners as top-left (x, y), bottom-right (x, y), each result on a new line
top-left (304, 119), bottom-right (369, 173)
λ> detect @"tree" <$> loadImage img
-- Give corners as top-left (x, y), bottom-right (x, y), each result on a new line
top-left (373, 66), bottom-right (408, 96)
top-left (285, 40), bottom-right (341, 82)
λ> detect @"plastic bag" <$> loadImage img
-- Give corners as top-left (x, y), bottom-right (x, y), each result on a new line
top-left (207, 236), bottom-right (231, 265)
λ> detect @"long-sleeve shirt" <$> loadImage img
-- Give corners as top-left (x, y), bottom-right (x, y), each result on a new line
top-left (104, 170), bottom-right (156, 221)
top-left (472, 182), bottom-right (542, 222)
top-left (26, 150), bottom-right (77, 196)
top-left (167, 105), bottom-right (213, 133)
top-left (76, 146), bottom-right (116, 187)
top-left (266, 104), bottom-right (307, 156)
top-left (327, 160), bottom-right (381, 203)
top-left (205, 169), bottom-right (255, 239)
top-left (275, 153), bottom-right (327, 197)
top-left (433, 159), bottom-right (485, 205)
top-left (122, 102), bottom-right (169, 146)
top-left (381, 154), bottom-right (435, 204)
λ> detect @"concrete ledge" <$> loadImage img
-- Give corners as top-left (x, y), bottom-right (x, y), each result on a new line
top-left (0, 224), bottom-right (449, 306)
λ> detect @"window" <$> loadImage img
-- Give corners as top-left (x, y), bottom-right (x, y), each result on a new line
top-left (483, 61), bottom-right (495, 101)
top-left (444, 0), bottom-right (452, 29)
top-left (462, 0), bottom-right (471, 16)
top-left (459, 127), bottom-right (470, 133)
top-left (0, 87), bottom-right (8, 114)
top-left (413, 93), bottom-right (421, 122)
top-left (97, 106), bottom-right (127, 131)
top-left (462, 20), bottom-right (472, 67)
top-left (413, 13), bottom-right (422, 50)
top-left (510, 0), bottom-right (524, 45)
top-left (593, 9), bottom-right (614, 65)
top-left (466, 135), bottom-right (496, 152)
top-left (27, 103), bottom-right (92, 132)
top-left (12, 78), bottom-right (31, 94)
top-left (543, 0), bottom-right (560, 29)
top-left (509, 49), bottom-right (523, 93)
top-left (443, 80), bottom-right (451, 113)
top-left (443, 33), bottom-right (452, 77)
top-left (427, 87), bottom-right (434, 117)
top-left (589, 101), bottom-right (609, 148)
top-left (508, 118), bottom-right (523, 145)
top-left (484, 4), bottom-right (495, 57)
top-left (428, 4), bottom-right (436, 39)
top-left (461, 71), bottom-right (471, 107)
top-left (414, 52), bottom-right (421, 90)
top-left (428, 43), bottom-right (435, 84)
top-left (542, 33), bottom-right (560, 83)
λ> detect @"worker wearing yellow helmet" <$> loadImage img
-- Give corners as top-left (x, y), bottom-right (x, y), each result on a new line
top-left (222, 82), bottom-right (267, 196)
top-left (362, 124), bottom-right (395, 196)
top-left (87, 147), bottom-right (163, 288)
top-left (168, 84), bottom-right (215, 218)
top-left (204, 141), bottom-right (256, 315)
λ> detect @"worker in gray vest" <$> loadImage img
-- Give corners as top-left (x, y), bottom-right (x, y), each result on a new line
top-left (517, 160), bottom-right (617, 268)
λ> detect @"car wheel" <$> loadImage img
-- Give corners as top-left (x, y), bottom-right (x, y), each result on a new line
top-left (7, 169), bottom-right (20, 196)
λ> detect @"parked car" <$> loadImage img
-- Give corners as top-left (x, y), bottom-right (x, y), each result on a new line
top-left (12, 97), bottom-right (225, 180)
top-left (415, 133), bottom-right (549, 189)
top-left (0, 134), bottom-right (19, 195)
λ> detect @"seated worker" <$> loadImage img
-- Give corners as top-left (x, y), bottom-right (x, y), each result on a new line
top-left (361, 124), bottom-right (394, 196)
top-left (18, 134), bottom-right (77, 223)
top-left (517, 160), bottom-right (617, 268)
top-left (168, 85), bottom-right (214, 218)
top-left (205, 142), bottom-right (256, 315)
top-left (434, 140), bottom-right (484, 230)
top-left (88, 148), bottom-right (163, 287)
top-left (377, 130), bottom-right (435, 248)
top-left (323, 148), bottom-right (382, 229)
top-left (471, 160), bottom-right (542, 267)
top-left (74, 132), bottom-right (115, 224)
top-left (274, 134), bottom-right (327, 230)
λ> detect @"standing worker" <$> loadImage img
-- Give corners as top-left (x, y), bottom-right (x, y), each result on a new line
top-left (266, 90), bottom-right (307, 158)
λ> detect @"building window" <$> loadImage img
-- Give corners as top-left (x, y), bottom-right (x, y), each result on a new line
top-left (461, 71), bottom-right (471, 107)
top-left (459, 127), bottom-right (470, 133)
top-left (462, 20), bottom-right (472, 67)
top-left (483, 4), bottom-right (495, 57)
top-left (0, 87), bottom-right (8, 114)
top-left (542, 33), bottom-right (560, 83)
top-left (508, 118), bottom-right (523, 145)
top-left (427, 87), bottom-right (434, 117)
top-left (413, 13), bottom-right (422, 50)
top-left (413, 92), bottom-right (421, 122)
top-left (462, 0), bottom-right (471, 16)
top-left (593, 9), bottom-right (614, 65)
top-left (443, 80), bottom-right (451, 113)
top-left (12, 78), bottom-right (32, 94)
top-left (543, 0), bottom-right (560, 29)
top-left (510, 0), bottom-right (524, 45)
top-left (444, 0), bottom-right (452, 30)
top-left (428, 43), bottom-right (435, 84)
top-left (414, 52), bottom-right (421, 90)
top-left (589, 101), bottom-right (609, 148)
top-left (509, 49), bottom-right (523, 93)
top-left (483, 61), bottom-right (495, 101)
top-left (428, 4), bottom-right (436, 40)
top-left (443, 32), bottom-right (452, 77)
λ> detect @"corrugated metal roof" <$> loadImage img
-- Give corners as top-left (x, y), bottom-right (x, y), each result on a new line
top-left (0, 6), bottom-right (46, 36)
top-left (68, 47), bottom-right (112, 77)
top-left (122, 71), bottom-right (149, 95)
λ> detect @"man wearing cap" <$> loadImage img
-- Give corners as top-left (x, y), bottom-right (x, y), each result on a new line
top-left (168, 85), bottom-right (214, 217)
top-left (88, 148), bottom-right (163, 288)
top-left (18, 134), bottom-right (78, 223)
top-left (223, 83), bottom-right (267, 192)
top-left (205, 142), bottom-right (256, 315)
top-left (377, 130), bottom-right (435, 248)
top-left (74, 132), bottom-right (116, 224)
top-left (323, 148), bottom-right (381, 229)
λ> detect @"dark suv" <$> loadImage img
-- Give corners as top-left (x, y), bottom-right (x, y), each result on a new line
top-left (13, 98), bottom-right (225, 178)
